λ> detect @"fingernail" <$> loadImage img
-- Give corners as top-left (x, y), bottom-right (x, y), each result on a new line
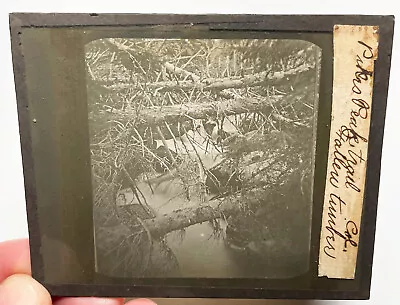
top-left (0, 274), bottom-right (51, 305)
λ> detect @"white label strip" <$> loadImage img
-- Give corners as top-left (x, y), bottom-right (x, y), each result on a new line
top-left (318, 25), bottom-right (379, 279)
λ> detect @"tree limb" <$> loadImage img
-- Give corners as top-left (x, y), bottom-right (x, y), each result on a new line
top-left (105, 62), bottom-right (314, 92)
top-left (164, 62), bottom-right (201, 82)
top-left (143, 188), bottom-right (263, 238)
top-left (91, 95), bottom-right (284, 131)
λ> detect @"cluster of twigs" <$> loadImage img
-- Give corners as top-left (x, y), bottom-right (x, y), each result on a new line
top-left (86, 37), bottom-right (321, 277)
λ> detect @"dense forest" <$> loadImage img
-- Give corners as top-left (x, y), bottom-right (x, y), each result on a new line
top-left (85, 38), bottom-right (321, 278)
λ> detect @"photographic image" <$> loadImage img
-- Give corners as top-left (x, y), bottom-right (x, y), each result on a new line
top-left (85, 37), bottom-right (321, 279)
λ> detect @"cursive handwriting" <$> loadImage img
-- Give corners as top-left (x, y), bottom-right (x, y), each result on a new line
top-left (328, 40), bottom-right (372, 191)
top-left (324, 220), bottom-right (359, 258)
top-left (323, 194), bottom-right (347, 259)
top-left (323, 40), bottom-right (373, 260)
top-left (342, 221), bottom-right (359, 251)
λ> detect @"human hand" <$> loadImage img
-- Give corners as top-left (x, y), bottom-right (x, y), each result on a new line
top-left (0, 239), bottom-right (156, 305)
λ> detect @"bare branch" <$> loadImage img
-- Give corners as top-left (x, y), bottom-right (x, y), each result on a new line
top-left (143, 188), bottom-right (263, 238)
top-left (92, 95), bottom-right (283, 131)
top-left (164, 62), bottom-right (201, 82)
top-left (104, 62), bottom-right (315, 92)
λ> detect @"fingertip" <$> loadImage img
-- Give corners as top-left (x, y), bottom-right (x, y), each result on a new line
top-left (53, 297), bottom-right (125, 305)
top-left (0, 239), bottom-right (31, 281)
top-left (125, 298), bottom-right (158, 305)
top-left (0, 274), bottom-right (52, 305)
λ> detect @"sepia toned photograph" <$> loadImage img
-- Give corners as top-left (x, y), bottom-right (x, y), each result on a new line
top-left (86, 37), bottom-right (321, 279)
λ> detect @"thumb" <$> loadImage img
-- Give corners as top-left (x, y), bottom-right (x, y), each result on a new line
top-left (0, 274), bottom-right (52, 305)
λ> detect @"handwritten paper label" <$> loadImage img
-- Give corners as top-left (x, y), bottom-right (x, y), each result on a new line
top-left (318, 25), bottom-right (379, 279)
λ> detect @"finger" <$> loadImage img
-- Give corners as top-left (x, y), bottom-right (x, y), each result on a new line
top-left (53, 297), bottom-right (125, 305)
top-left (125, 299), bottom-right (158, 305)
top-left (0, 274), bottom-right (52, 305)
top-left (0, 239), bottom-right (31, 282)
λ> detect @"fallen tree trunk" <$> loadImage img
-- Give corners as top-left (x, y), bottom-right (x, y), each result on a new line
top-left (105, 62), bottom-right (315, 92)
top-left (141, 162), bottom-right (306, 239)
top-left (143, 187), bottom-right (264, 238)
top-left (91, 94), bottom-right (284, 132)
